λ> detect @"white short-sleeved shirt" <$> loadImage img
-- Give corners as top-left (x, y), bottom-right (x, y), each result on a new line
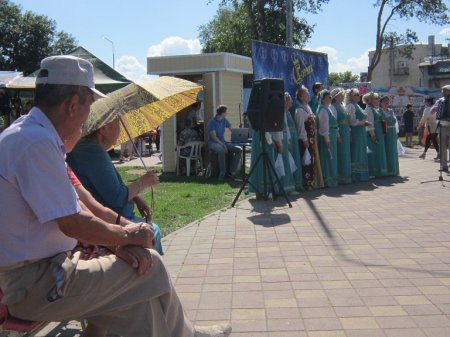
top-left (0, 107), bottom-right (79, 266)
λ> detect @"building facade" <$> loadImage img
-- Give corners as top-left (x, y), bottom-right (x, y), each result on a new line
top-left (369, 36), bottom-right (449, 89)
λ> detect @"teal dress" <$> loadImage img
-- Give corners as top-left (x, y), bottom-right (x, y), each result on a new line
top-left (309, 96), bottom-right (319, 116)
top-left (318, 105), bottom-right (338, 187)
top-left (285, 111), bottom-right (303, 191)
top-left (333, 102), bottom-right (352, 184)
top-left (348, 103), bottom-right (369, 181)
top-left (277, 122), bottom-right (295, 194)
top-left (248, 129), bottom-right (277, 195)
top-left (379, 108), bottom-right (399, 176)
top-left (366, 106), bottom-right (388, 177)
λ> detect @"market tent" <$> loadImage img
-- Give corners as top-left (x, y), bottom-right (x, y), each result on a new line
top-left (0, 71), bottom-right (23, 87)
top-left (68, 46), bottom-right (132, 93)
top-left (4, 46), bottom-right (132, 93)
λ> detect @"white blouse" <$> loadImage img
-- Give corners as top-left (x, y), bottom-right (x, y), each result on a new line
top-left (294, 104), bottom-right (312, 141)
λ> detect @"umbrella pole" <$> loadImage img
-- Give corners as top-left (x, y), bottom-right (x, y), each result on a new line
top-left (119, 116), bottom-right (149, 172)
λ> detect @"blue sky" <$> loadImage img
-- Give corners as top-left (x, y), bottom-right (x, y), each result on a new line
top-left (12, 0), bottom-right (450, 80)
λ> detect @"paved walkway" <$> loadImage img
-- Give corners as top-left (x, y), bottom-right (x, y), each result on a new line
top-left (9, 145), bottom-right (450, 337)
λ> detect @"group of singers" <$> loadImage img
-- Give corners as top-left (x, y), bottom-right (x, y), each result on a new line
top-left (249, 85), bottom-right (400, 196)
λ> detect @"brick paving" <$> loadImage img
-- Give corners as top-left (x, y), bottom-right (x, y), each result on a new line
top-left (4, 145), bottom-right (450, 337)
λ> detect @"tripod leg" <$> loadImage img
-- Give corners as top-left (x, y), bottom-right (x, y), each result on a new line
top-left (231, 152), bottom-right (263, 207)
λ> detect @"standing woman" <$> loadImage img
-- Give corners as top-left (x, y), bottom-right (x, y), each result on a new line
top-left (331, 88), bottom-right (352, 184)
top-left (295, 85), bottom-right (323, 190)
top-left (309, 82), bottom-right (324, 116)
top-left (317, 89), bottom-right (338, 187)
top-left (364, 92), bottom-right (388, 177)
top-left (248, 125), bottom-right (277, 198)
top-left (284, 92), bottom-right (303, 192)
top-left (418, 97), bottom-right (439, 160)
top-left (378, 95), bottom-right (400, 176)
top-left (345, 88), bottom-right (370, 182)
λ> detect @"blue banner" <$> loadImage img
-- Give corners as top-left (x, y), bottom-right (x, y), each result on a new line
top-left (251, 40), bottom-right (329, 103)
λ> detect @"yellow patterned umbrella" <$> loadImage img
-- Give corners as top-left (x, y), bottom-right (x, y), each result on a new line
top-left (84, 76), bottom-right (203, 145)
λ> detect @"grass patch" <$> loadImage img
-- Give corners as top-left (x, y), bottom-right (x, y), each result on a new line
top-left (117, 166), bottom-right (247, 236)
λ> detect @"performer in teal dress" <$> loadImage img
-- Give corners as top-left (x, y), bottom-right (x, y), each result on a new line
top-left (317, 90), bottom-right (338, 187)
top-left (345, 88), bottom-right (369, 182)
top-left (284, 92), bottom-right (303, 192)
top-left (295, 85), bottom-right (323, 190)
top-left (363, 92), bottom-right (388, 177)
top-left (248, 129), bottom-right (277, 198)
top-left (309, 82), bottom-right (323, 116)
top-left (331, 88), bottom-right (352, 184)
top-left (378, 95), bottom-right (400, 176)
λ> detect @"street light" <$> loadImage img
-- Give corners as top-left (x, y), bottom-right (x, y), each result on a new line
top-left (286, 0), bottom-right (293, 47)
top-left (103, 36), bottom-right (115, 69)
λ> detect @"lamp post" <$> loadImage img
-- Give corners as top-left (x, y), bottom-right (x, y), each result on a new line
top-left (286, 0), bottom-right (293, 47)
top-left (103, 36), bottom-right (115, 69)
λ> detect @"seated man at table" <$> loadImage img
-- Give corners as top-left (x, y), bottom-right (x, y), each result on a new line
top-left (207, 105), bottom-right (242, 182)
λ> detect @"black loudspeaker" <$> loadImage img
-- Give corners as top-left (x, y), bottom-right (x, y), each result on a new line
top-left (246, 78), bottom-right (284, 132)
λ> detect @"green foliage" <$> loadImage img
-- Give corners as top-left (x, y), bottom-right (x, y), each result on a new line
top-left (329, 71), bottom-right (359, 87)
top-left (200, 6), bottom-right (252, 55)
top-left (200, 0), bottom-right (329, 56)
top-left (0, 0), bottom-right (77, 74)
top-left (117, 167), bottom-right (247, 236)
top-left (383, 30), bottom-right (418, 59)
top-left (368, 0), bottom-right (449, 81)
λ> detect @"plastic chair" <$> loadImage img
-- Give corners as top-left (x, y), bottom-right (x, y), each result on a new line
top-left (176, 141), bottom-right (204, 176)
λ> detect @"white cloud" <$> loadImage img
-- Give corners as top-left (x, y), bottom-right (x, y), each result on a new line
top-left (439, 27), bottom-right (450, 37)
top-left (116, 55), bottom-right (153, 82)
top-left (115, 36), bottom-right (202, 82)
top-left (313, 46), bottom-right (374, 75)
top-left (147, 36), bottom-right (202, 57)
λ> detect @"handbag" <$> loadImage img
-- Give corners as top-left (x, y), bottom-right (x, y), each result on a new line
top-left (302, 148), bottom-right (311, 166)
top-left (288, 152), bottom-right (297, 173)
top-left (275, 154), bottom-right (285, 177)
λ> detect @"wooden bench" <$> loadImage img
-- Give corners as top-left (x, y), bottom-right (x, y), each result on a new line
top-left (0, 289), bottom-right (45, 336)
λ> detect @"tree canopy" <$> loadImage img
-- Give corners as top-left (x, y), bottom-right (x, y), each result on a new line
top-left (367, 0), bottom-right (449, 81)
top-left (200, 0), bottom-right (329, 56)
top-left (0, 0), bottom-right (77, 75)
top-left (329, 71), bottom-right (359, 87)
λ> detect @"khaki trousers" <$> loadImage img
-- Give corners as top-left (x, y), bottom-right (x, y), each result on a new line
top-left (0, 250), bottom-right (194, 337)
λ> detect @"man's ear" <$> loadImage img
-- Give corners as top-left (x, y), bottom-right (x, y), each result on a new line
top-left (65, 93), bottom-right (80, 117)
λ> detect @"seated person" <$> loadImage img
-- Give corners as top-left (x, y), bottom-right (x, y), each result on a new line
top-left (67, 117), bottom-right (164, 255)
top-left (177, 118), bottom-right (203, 175)
top-left (0, 55), bottom-right (231, 337)
top-left (178, 118), bottom-right (202, 155)
top-left (207, 105), bottom-right (242, 182)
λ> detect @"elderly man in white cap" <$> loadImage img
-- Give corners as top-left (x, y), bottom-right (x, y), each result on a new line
top-left (0, 55), bottom-right (231, 337)
top-left (431, 84), bottom-right (450, 171)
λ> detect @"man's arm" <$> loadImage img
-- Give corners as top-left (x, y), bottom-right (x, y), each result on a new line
top-left (57, 210), bottom-right (153, 248)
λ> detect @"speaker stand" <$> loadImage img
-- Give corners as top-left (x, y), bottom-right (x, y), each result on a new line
top-left (232, 131), bottom-right (292, 208)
